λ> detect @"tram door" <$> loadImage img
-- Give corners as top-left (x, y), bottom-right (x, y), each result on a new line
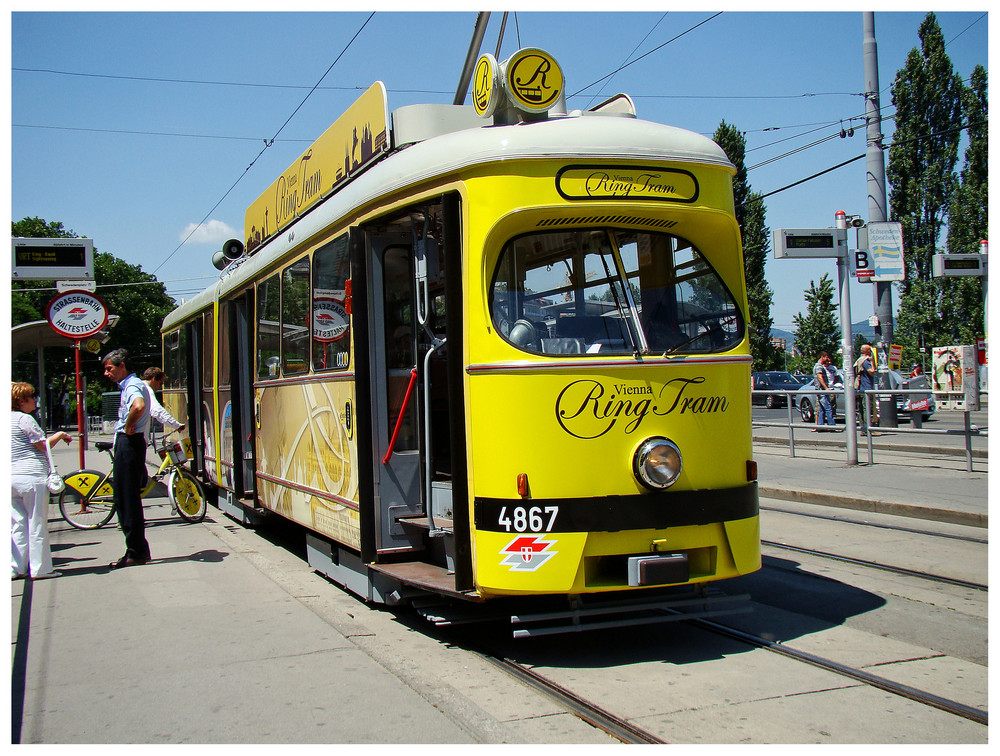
top-left (363, 228), bottom-right (425, 553)
top-left (230, 291), bottom-right (257, 500)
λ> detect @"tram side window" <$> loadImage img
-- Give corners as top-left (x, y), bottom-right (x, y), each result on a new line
top-left (257, 274), bottom-right (281, 377)
top-left (282, 258), bottom-right (310, 375)
top-left (202, 311), bottom-right (214, 387)
top-left (176, 327), bottom-right (189, 387)
top-left (163, 330), bottom-right (181, 388)
top-left (312, 235), bottom-right (351, 371)
top-left (490, 229), bottom-right (743, 356)
top-left (218, 301), bottom-right (231, 387)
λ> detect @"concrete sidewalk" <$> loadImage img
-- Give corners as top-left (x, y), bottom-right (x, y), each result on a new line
top-left (753, 439), bottom-right (988, 528)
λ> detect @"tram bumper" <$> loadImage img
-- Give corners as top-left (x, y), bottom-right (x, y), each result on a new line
top-left (472, 482), bottom-right (760, 596)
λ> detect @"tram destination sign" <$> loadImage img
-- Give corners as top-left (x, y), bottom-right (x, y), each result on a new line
top-left (772, 228), bottom-right (848, 259)
top-left (12, 238), bottom-right (95, 280)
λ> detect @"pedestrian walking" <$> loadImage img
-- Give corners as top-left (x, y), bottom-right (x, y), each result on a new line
top-left (813, 351), bottom-right (837, 431)
top-left (854, 344), bottom-right (877, 430)
top-left (11, 382), bottom-right (72, 580)
top-left (102, 349), bottom-right (152, 570)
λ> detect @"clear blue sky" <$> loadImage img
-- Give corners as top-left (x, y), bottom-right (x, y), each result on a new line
top-left (9, 10), bottom-right (989, 332)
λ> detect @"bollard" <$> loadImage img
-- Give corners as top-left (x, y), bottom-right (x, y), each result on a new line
top-left (910, 410), bottom-right (923, 428)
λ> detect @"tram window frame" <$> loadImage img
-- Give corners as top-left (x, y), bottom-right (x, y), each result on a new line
top-left (257, 273), bottom-right (281, 378)
top-left (312, 234), bottom-right (352, 372)
top-left (201, 310), bottom-right (214, 388)
top-left (218, 301), bottom-right (231, 388)
top-left (163, 330), bottom-right (181, 388)
top-left (490, 228), bottom-right (744, 356)
top-left (176, 327), bottom-right (189, 388)
top-left (281, 257), bottom-right (311, 375)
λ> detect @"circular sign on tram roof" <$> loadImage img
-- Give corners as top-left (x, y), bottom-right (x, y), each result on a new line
top-left (473, 53), bottom-right (502, 118)
top-left (505, 48), bottom-right (563, 114)
top-left (46, 290), bottom-right (109, 340)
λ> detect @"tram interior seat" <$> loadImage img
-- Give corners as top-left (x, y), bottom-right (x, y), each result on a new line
top-left (556, 315), bottom-right (621, 342)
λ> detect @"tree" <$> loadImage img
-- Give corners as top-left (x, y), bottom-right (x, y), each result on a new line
top-left (713, 121), bottom-right (778, 371)
top-left (940, 64), bottom-right (988, 347)
top-left (12, 216), bottom-right (177, 414)
top-left (887, 12), bottom-right (965, 361)
top-left (792, 274), bottom-right (840, 368)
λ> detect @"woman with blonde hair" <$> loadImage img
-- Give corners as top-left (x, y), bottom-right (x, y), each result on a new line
top-left (11, 382), bottom-right (71, 579)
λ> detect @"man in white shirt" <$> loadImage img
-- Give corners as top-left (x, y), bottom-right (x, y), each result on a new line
top-left (141, 367), bottom-right (185, 447)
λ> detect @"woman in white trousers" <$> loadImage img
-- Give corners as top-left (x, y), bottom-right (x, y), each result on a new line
top-left (11, 382), bottom-right (71, 580)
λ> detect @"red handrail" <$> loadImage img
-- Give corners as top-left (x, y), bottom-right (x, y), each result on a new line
top-left (382, 368), bottom-right (418, 465)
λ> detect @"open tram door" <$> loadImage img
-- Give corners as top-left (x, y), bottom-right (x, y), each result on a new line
top-left (218, 289), bottom-right (259, 522)
top-left (351, 194), bottom-right (472, 592)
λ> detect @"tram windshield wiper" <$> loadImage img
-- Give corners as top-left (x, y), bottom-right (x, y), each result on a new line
top-left (662, 330), bottom-right (709, 356)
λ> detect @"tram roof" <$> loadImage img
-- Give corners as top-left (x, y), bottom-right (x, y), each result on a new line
top-left (163, 112), bottom-right (733, 331)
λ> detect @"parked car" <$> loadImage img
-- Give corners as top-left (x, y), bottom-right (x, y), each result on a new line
top-left (796, 369), bottom-right (935, 423)
top-left (751, 371), bottom-right (805, 409)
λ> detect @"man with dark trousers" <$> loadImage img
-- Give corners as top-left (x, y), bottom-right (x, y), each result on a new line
top-left (103, 349), bottom-right (152, 569)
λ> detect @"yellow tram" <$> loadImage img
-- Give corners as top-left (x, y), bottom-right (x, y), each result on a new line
top-left (161, 48), bottom-right (760, 634)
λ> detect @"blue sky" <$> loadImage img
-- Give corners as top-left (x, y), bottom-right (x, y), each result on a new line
top-left (9, 10), bottom-right (990, 332)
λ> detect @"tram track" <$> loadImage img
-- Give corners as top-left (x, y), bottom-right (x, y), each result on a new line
top-left (478, 653), bottom-right (667, 744)
top-left (686, 616), bottom-right (989, 726)
top-left (760, 539), bottom-right (988, 592)
top-left (472, 603), bottom-right (987, 744)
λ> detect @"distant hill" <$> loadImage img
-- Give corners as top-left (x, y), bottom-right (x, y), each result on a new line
top-left (771, 321), bottom-right (877, 353)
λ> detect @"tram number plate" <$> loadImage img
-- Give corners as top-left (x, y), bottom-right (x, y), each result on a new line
top-left (497, 505), bottom-right (559, 533)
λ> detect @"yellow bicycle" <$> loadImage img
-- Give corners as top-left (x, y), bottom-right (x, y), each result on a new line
top-left (58, 435), bottom-right (207, 529)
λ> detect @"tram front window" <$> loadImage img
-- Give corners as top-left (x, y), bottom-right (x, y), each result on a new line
top-left (490, 229), bottom-right (743, 356)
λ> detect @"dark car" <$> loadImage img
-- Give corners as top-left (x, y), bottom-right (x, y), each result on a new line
top-left (751, 371), bottom-right (805, 409)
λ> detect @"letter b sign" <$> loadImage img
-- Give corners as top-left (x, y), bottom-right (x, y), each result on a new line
top-left (854, 249), bottom-right (873, 280)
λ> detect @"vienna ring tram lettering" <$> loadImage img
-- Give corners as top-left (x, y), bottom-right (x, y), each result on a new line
top-left (556, 378), bottom-right (730, 439)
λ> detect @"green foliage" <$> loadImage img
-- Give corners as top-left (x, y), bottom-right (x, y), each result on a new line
top-left (713, 121), bottom-right (778, 371)
top-left (887, 13), bottom-right (981, 366)
top-left (12, 216), bottom-right (177, 415)
top-left (792, 274), bottom-right (840, 367)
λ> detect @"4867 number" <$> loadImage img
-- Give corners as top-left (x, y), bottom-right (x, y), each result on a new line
top-left (497, 505), bottom-right (559, 533)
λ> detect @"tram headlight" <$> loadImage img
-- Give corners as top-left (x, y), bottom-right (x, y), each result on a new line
top-left (633, 437), bottom-right (683, 490)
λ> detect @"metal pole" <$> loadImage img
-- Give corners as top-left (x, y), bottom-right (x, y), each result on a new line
top-left (863, 11), bottom-right (898, 427)
top-left (74, 340), bottom-right (85, 468)
top-left (964, 411), bottom-right (973, 473)
top-left (836, 211), bottom-right (858, 464)
top-left (453, 11), bottom-right (491, 105)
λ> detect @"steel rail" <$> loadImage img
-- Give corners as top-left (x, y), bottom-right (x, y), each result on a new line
top-left (690, 617), bottom-right (988, 726)
top-left (480, 654), bottom-right (666, 744)
top-left (761, 539), bottom-right (988, 592)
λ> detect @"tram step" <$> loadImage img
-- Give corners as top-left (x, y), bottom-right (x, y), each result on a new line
top-left (396, 515), bottom-right (454, 532)
top-left (396, 515), bottom-right (456, 571)
top-left (369, 561), bottom-right (481, 602)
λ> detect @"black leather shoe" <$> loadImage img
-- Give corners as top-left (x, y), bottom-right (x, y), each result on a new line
top-left (109, 555), bottom-right (148, 570)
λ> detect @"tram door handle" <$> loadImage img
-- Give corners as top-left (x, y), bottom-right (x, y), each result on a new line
top-left (414, 239), bottom-right (429, 326)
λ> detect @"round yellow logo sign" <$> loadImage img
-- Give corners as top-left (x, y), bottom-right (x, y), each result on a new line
top-left (505, 48), bottom-right (563, 113)
top-left (473, 54), bottom-right (501, 118)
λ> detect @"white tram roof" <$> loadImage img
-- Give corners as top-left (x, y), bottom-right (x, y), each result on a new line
top-left (163, 110), bottom-right (733, 331)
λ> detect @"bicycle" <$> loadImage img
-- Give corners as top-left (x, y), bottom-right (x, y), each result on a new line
top-left (58, 433), bottom-right (207, 529)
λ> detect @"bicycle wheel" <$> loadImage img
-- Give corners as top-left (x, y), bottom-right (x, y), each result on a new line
top-left (168, 469), bottom-right (207, 523)
top-left (58, 470), bottom-right (116, 529)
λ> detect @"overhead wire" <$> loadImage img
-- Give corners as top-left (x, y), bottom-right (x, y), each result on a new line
top-left (150, 11), bottom-right (376, 276)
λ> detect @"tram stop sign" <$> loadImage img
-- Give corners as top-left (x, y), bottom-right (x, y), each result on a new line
top-left (46, 290), bottom-right (109, 340)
